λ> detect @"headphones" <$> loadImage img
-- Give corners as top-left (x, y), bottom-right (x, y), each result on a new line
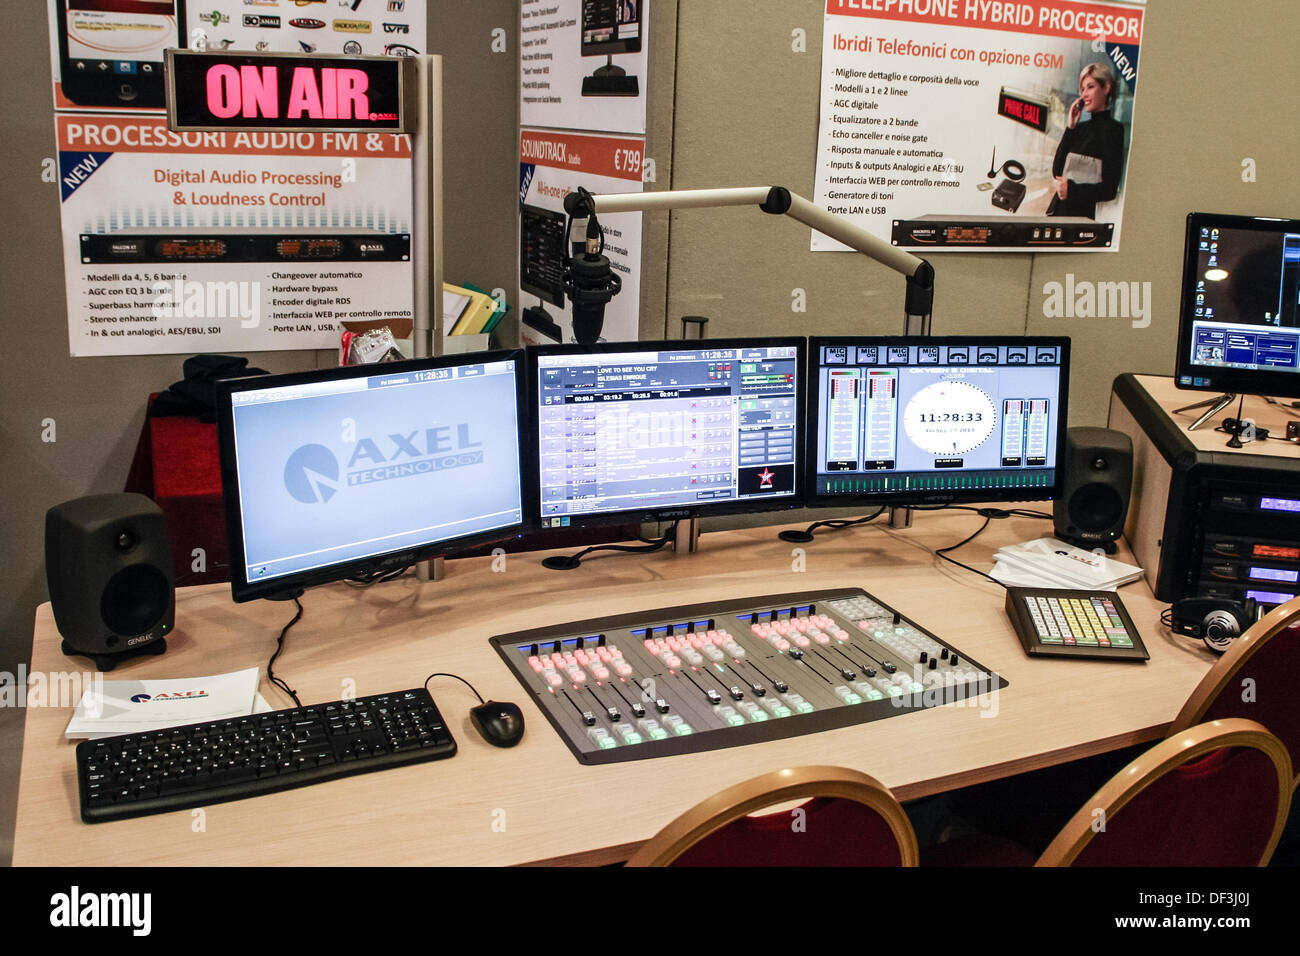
top-left (1164, 597), bottom-right (1258, 653)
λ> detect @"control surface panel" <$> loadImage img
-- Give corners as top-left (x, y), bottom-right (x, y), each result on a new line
top-left (491, 588), bottom-right (1007, 764)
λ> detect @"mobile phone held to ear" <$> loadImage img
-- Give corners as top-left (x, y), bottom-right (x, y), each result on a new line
top-left (56, 0), bottom-right (184, 109)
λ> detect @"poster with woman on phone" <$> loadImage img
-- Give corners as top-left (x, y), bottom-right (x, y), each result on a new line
top-left (812, 0), bottom-right (1145, 253)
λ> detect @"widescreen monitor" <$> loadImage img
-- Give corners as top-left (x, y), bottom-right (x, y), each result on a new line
top-left (1175, 212), bottom-right (1300, 400)
top-left (530, 339), bottom-right (805, 528)
top-left (216, 352), bottom-right (527, 602)
top-left (807, 337), bottom-right (1070, 508)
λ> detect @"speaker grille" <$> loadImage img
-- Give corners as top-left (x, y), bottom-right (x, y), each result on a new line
top-left (1068, 484), bottom-right (1124, 532)
top-left (100, 564), bottom-right (171, 636)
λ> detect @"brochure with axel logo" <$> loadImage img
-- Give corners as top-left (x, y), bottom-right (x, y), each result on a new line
top-left (65, 667), bottom-right (263, 740)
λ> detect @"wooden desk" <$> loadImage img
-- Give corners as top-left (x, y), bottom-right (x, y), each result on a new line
top-left (14, 511), bottom-right (1216, 866)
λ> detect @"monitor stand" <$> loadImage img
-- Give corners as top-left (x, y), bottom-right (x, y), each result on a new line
top-left (1173, 393), bottom-right (1236, 431)
top-left (582, 57), bottom-right (639, 96)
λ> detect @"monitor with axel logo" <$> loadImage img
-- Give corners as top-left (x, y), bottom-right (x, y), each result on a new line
top-left (216, 352), bottom-right (526, 602)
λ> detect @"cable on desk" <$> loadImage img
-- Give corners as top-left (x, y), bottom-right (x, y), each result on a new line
top-left (922, 505), bottom-right (1050, 587)
top-left (777, 508), bottom-right (886, 544)
top-left (268, 596), bottom-right (303, 707)
top-left (425, 672), bottom-right (485, 705)
top-left (541, 521), bottom-right (679, 571)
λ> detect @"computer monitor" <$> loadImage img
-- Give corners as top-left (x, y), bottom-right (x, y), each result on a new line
top-left (581, 0), bottom-right (641, 56)
top-left (580, 0), bottom-right (641, 96)
top-left (807, 336), bottom-right (1070, 507)
top-left (1175, 212), bottom-right (1300, 400)
top-left (531, 339), bottom-right (805, 528)
top-left (216, 352), bottom-right (527, 602)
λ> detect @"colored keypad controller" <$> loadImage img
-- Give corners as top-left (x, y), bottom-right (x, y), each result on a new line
top-left (490, 588), bottom-right (1007, 764)
top-left (1004, 587), bottom-right (1149, 662)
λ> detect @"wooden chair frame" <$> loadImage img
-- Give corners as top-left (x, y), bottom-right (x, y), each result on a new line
top-left (625, 766), bottom-right (919, 867)
top-left (1168, 595), bottom-right (1300, 790)
top-left (1036, 719), bottom-right (1293, 867)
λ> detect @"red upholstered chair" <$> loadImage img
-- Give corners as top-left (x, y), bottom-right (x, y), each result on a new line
top-left (624, 766), bottom-right (918, 867)
top-left (1035, 719), bottom-right (1292, 866)
top-left (1167, 596), bottom-right (1300, 792)
top-left (926, 719), bottom-right (1292, 867)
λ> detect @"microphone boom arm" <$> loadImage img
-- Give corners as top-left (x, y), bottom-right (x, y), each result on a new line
top-left (564, 185), bottom-right (934, 335)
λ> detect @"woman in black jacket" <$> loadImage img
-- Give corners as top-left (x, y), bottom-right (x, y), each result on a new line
top-left (1047, 62), bottom-right (1124, 219)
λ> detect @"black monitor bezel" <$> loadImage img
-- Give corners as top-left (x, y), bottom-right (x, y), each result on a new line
top-left (520, 203), bottom-right (568, 308)
top-left (1174, 211), bottom-right (1300, 401)
top-left (804, 335), bottom-right (1071, 509)
top-left (527, 338), bottom-right (807, 529)
top-left (216, 350), bottom-right (529, 603)
top-left (580, 0), bottom-right (643, 56)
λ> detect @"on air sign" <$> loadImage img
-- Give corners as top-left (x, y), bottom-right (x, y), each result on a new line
top-left (166, 50), bottom-right (415, 133)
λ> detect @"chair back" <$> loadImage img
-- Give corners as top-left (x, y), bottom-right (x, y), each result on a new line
top-left (625, 766), bottom-right (918, 867)
top-left (1169, 596), bottom-right (1300, 789)
top-left (1037, 719), bottom-right (1292, 867)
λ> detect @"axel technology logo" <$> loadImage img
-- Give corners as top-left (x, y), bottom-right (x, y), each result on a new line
top-left (283, 425), bottom-right (485, 505)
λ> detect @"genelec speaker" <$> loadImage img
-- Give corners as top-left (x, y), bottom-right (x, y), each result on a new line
top-left (1054, 427), bottom-right (1133, 554)
top-left (45, 493), bottom-right (174, 671)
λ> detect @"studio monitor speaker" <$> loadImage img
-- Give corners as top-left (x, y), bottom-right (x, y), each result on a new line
top-left (1054, 427), bottom-right (1133, 554)
top-left (45, 493), bottom-right (174, 671)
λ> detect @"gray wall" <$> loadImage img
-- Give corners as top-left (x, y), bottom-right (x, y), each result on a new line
top-left (0, 2), bottom-right (520, 669)
top-left (3, 0), bottom-right (1298, 668)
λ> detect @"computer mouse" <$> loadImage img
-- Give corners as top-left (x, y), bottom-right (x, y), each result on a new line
top-left (469, 700), bottom-right (525, 748)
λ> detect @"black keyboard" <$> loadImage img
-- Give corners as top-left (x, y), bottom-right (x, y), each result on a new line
top-left (76, 687), bottom-right (456, 823)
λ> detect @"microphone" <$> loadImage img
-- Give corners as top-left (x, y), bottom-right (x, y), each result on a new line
top-left (562, 192), bottom-right (622, 344)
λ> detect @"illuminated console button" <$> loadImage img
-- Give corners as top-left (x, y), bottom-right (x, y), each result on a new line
top-left (544, 672), bottom-right (563, 688)
top-left (587, 727), bottom-right (617, 750)
top-left (782, 693), bottom-right (814, 714)
top-left (567, 668), bottom-right (586, 684)
top-left (662, 714), bottom-right (693, 735)
top-left (589, 664), bottom-right (611, 681)
top-left (758, 696), bottom-right (791, 718)
top-left (737, 701), bottom-right (767, 722)
top-left (792, 634), bottom-right (811, 648)
top-left (614, 723), bottom-right (643, 745)
top-left (853, 682), bottom-right (885, 701)
top-left (614, 662), bottom-right (633, 678)
top-left (664, 655), bottom-right (682, 669)
top-left (833, 685), bottom-right (863, 705)
top-left (717, 706), bottom-right (745, 727)
top-left (637, 718), bottom-right (670, 741)
top-left (607, 646), bottom-right (623, 660)
top-left (773, 638), bottom-right (791, 652)
top-left (528, 656), bottom-right (544, 672)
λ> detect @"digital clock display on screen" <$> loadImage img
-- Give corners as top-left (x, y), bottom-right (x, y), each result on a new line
top-left (903, 381), bottom-right (997, 455)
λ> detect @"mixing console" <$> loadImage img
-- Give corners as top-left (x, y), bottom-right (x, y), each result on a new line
top-left (491, 588), bottom-right (1006, 764)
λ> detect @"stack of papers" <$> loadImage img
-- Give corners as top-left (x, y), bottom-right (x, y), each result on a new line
top-left (65, 668), bottom-right (266, 740)
top-left (991, 536), bottom-right (1144, 590)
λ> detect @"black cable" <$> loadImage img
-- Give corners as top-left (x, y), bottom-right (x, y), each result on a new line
top-left (934, 513), bottom-right (1006, 587)
top-left (778, 508), bottom-right (885, 543)
top-left (425, 672), bottom-right (485, 705)
top-left (543, 522), bottom-right (679, 570)
top-left (345, 565), bottom-right (411, 587)
top-left (268, 596), bottom-right (303, 707)
top-left (923, 504), bottom-right (1050, 586)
